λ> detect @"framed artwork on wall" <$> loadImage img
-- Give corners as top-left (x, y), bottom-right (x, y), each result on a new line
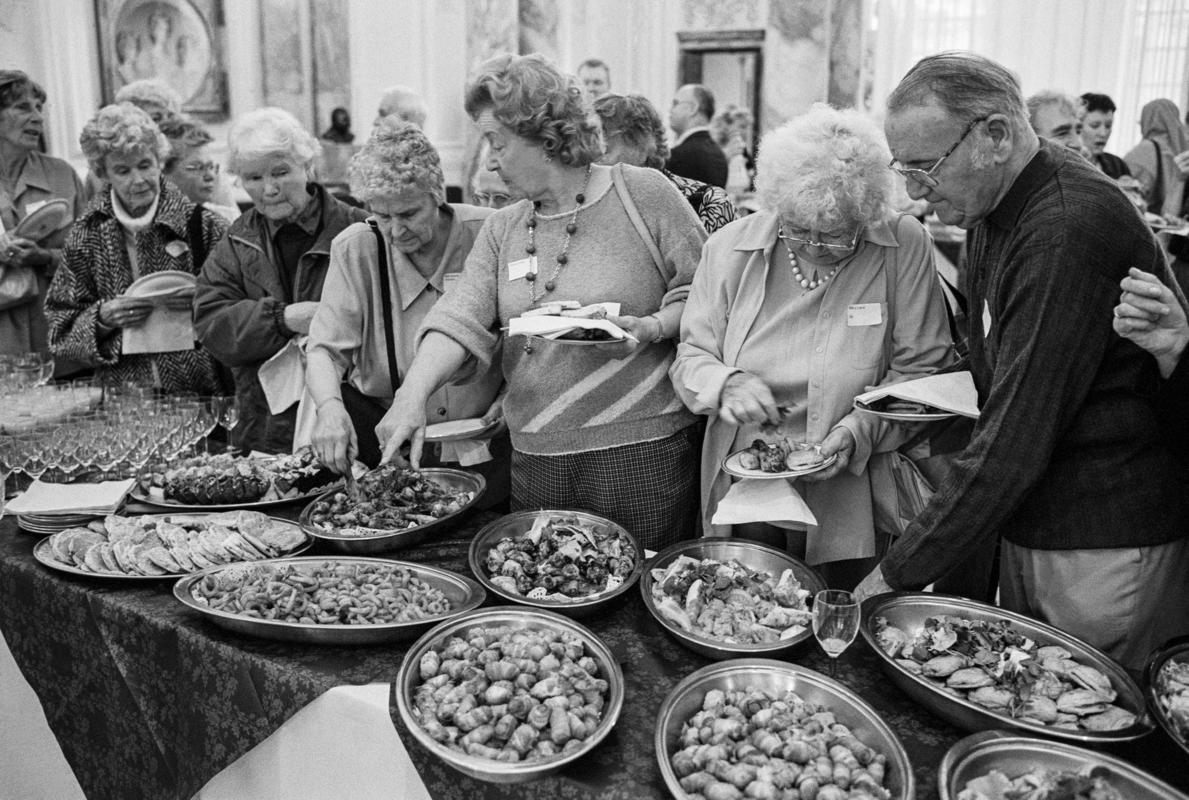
top-left (95, 0), bottom-right (228, 120)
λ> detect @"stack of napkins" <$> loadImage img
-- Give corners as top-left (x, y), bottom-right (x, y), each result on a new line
top-left (507, 301), bottom-right (637, 342)
top-left (6, 479), bottom-right (135, 516)
top-left (712, 479), bottom-right (818, 528)
top-left (854, 371), bottom-right (980, 418)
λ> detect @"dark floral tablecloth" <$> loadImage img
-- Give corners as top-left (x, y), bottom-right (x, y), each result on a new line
top-left (1, 510), bottom-right (1186, 800)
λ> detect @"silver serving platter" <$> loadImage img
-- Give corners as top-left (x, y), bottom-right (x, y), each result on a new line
top-left (1144, 636), bottom-right (1189, 757)
top-left (640, 538), bottom-right (826, 660)
top-left (32, 515), bottom-right (311, 581)
top-left (467, 509), bottom-right (643, 619)
top-left (860, 592), bottom-right (1154, 744)
top-left (656, 658), bottom-right (915, 800)
top-left (938, 730), bottom-right (1188, 800)
top-left (395, 607), bottom-right (625, 784)
top-left (134, 453), bottom-right (342, 511)
top-left (298, 468), bottom-right (485, 554)
top-left (172, 555), bottom-right (486, 645)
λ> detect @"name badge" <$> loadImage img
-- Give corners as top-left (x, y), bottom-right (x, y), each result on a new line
top-left (508, 256), bottom-right (537, 281)
top-left (443, 273), bottom-right (461, 293)
top-left (846, 303), bottom-right (882, 327)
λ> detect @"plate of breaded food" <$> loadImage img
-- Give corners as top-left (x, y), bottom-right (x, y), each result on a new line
top-left (34, 511), bottom-right (311, 580)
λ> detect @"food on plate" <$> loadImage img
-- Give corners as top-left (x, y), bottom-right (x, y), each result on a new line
top-left (958, 765), bottom-right (1124, 800)
top-left (874, 615), bottom-right (1136, 731)
top-left (410, 625), bottom-right (609, 762)
top-left (190, 561), bottom-right (451, 625)
top-left (650, 556), bottom-right (811, 645)
top-left (482, 513), bottom-right (636, 601)
top-left (307, 465), bottom-right (474, 536)
top-left (43, 511), bottom-right (307, 576)
top-left (860, 397), bottom-right (944, 415)
top-left (144, 445), bottom-right (336, 505)
top-left (736, 438), bottom-right (825, 473)
top-left (1155, 658), bottom-right (1189, 745)
top-left (670, 685), bottom-right (893, 800)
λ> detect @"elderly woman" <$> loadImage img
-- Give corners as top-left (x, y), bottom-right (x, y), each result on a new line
top-left (0, 71), bottom-right (86, 360)
top-left (593, 93), bottom-right (735, 234)
top-left (1125, 99), bottom-right (1189, 219)
top-left (194, 107), bottom-right (367, 454)
top-left (45, 103), bottom-right (228, 392)
top-left (159, 115), bottom-right (238, 223)
top-left (376, 53), bottom-right (707, 550)
top-left (670, 104), bottom-right (953, 588)
top-left (306, 119), bottom-right (503, 480)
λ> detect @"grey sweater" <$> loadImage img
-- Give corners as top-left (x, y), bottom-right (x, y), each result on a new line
top-left (420, 163), bottom-right (705, 454)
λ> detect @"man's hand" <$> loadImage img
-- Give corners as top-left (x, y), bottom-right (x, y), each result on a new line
top-left (719, 371), bottom-right (779, 427)
top-left (99, 296), bottom-right (155, 329)
top-left (801, 426), bottom-right (855, 482)
top-left (854, 564), bottom-right (894, 603)
top-left (311, 398), bottom-right (357, 475)
top-left (376, 390), bottom-right (427, 467)
top-left (283, 301), bottom-right (320, 335)
top-left (1113, 267), bottom-right (1188, 378)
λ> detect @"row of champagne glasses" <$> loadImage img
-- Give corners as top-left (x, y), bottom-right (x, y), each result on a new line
top-left (0, 352), bottom-right (54, 388)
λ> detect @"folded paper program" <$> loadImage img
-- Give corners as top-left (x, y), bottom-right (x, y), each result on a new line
top-left (711, 478), bottom-right (818, 528)
top-left (855, 371), bottom-right (980, 418)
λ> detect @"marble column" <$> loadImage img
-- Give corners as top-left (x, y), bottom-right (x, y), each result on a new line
top-left (827, 0), bottom-right (866, 109)
top-left (764, 0), bottom-right (830, 129)
top-left (461, 0), bottom-right (519, 199)
top-left (519, 0), bottom-right (560, 59)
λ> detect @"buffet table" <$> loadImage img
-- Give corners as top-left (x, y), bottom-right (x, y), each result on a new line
top-left (1, 510), bottom-right (1186, 800)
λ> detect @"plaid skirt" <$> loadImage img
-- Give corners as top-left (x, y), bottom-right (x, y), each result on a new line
top-left (510, 425), bottom-right (701, 551)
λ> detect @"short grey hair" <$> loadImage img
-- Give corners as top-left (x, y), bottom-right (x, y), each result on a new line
top-left (227, 107), bottom-right (321, 175)
top-left (79, 103), bottom-right (170, 178)
top-left (349, 117), bottom-right (445, 205)
top-left (377, 85), bottom-right (428, 128)
top-left (887, 51), bottom-right (1029, 135)
top-left (754, 103), bottom-right (895, 231)
top-left (592, 93), bottom-right (668, 170)
top-left (115, 78), bottom-right (182, 115)
top-left (1026, 90), bottom-right (1078, 130)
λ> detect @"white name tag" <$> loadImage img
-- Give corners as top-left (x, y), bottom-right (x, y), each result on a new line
top-left (846, 303), bottom-right (882, 327)
top-left (443, 273), bottom-right (461, 293)
top-left (508, 256), bottom-right (536, 281)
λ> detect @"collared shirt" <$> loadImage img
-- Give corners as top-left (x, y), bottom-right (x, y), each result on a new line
top-left (881, 140), bottom-right (1189, 589)
top-left (307, 204), bottom-right (501, 421)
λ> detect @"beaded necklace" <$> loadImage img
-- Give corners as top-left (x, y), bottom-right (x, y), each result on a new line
top-left (524, 164), bottom-right (591, 304)
top-left (779, 226), bottom-right (841, 291)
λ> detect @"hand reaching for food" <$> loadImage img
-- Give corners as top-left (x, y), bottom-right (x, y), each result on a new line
top-left (719, 372), bottom-right (780, 427)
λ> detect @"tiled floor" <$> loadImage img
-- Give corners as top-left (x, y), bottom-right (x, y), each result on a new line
top-left (0, 631), bottom-right (84, 800)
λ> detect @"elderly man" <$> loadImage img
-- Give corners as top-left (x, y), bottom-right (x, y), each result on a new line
top-left (576, 58), bottom-right (610, 101)
top-left (1026, 90), bottom-right (1086, 154)
top-left (857, 51), bottom-right (1189, 672)
top-left (375, 85), bottom-right (427, 129)
top-left (665, 83), bottom-right (728, 188)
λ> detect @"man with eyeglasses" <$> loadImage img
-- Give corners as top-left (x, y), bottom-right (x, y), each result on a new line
top-left (856, 51), bottom-right (1189, 672)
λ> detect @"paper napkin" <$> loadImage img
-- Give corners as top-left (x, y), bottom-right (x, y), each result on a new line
top-left (6, 479), bottom-right (134, 515)
top-left (854, 371), bottom-right (980, 418)
top-left (711, 478), bottom-right (818, 528)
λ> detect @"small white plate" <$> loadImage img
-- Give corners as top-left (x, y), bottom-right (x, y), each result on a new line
top-left (423, 417), bottom-right (498, 442)
top-left (721, 448), bottom-right (837, 480)
top-left (12, 199), bottom-right (70, 242)
top-left (125, 270), bottom-right (197, 299)
top-left (852, 398), bottom-right (957, 422)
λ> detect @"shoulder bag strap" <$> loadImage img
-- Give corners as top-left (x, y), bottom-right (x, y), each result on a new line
top-left (611, 166), bottom-right (668, 283)
top-left (1150, 139), bottom-right (1165, 215)
top-left (368, 220), bottom-right (401, 394)
top-left (187, 204), bottom-right (208, 270)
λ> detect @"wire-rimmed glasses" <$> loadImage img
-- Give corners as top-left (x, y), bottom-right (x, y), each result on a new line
top-left (888, 115), bottom-right (989, 188)
top-left (778, 226), bottom-right (862, 251)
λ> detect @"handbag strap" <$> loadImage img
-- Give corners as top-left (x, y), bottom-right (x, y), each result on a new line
top-left (187, 204), bottom-right (208, 270)
top-left (367, 220), bottom-right (401, 394)
top-left (610, 165), bottom-right (667, 283)
top-left (1151, 139), bottom-right (1166, 215)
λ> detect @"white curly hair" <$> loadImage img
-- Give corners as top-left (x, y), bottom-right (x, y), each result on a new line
top-left (227, 107), bottom-right (321, 175)
top-left (754, 103), bottom-right (896, 231)
top-left (79, 103), bottom-right (170, 178)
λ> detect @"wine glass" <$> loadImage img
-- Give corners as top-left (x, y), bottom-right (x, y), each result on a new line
top-left (214, 395), bottom-right (240, 450)
top-left (0, 436), bottom-right (17, 515)
top-left (812, 589), bottom-right (861, 677)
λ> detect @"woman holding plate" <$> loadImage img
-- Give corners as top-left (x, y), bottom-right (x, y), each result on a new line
top-left (670, 105), bottom-right (953, 589)
top-left (374, 53), bottom-right (707, 550)
top-left (0, 70), bottom-right (86, 360)
top-left (305, 118), bottom-right (508, 501)
top-left (45, 103), bottom-right (228, 393)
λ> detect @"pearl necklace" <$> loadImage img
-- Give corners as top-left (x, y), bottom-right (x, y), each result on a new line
top-left (779, 227), bottom-right (840, 291)
top-left (524, 164), bottom-right (591, 304)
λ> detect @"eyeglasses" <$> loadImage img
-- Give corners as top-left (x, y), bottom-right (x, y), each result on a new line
top-left (181, 161), bottom-right (220, 175)
top-left (472, 191), bottom-right (511, 206)
top-left (888, 116), bottom-right (988, 188)
top-left (778, 225), bottom-right (862, 251)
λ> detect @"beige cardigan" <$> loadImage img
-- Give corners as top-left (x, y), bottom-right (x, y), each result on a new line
top-left (670, 211), bottom-right (953, 564)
